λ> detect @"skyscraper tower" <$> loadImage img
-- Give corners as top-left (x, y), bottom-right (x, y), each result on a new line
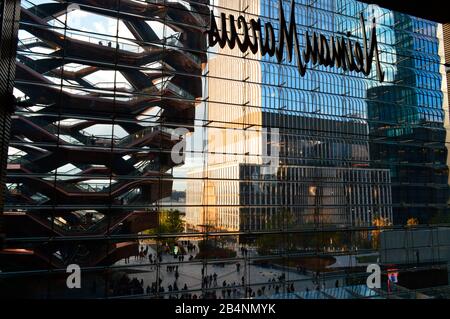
top-left (368, 11), bottom-right (449, 224)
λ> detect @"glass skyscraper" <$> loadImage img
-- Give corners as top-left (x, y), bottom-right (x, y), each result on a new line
top-left (367, 11), bottom-right (448, 224)
top-left (1, 0), bottom-right (449, 299)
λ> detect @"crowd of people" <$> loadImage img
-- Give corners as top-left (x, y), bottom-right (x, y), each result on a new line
top-left (114, 241), bottom-right (332, 299)
top-left (108, 275), bottom-right (145, 296)
top-left (103, 271), bottom-right (300, 299)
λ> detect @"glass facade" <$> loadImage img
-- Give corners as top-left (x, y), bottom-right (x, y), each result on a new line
top-left (1, 0), bottom-right (450, 299)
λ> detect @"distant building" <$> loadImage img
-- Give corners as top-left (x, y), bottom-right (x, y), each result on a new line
top-left (368, 13), bottom-right (449, 224)
top-left (186, 0), bottom-right (394, 232)
top-left (187, 162), bottom-right (392, 232)
top-left (187, 106), bottom-right (393, 232)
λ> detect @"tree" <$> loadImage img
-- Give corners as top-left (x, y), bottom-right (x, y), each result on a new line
top-left (256, 209), bottom-right (298, 255)
top-left (161, 209), bottom-right (185, 234)
top-left (143, 209), bottom-right (185, 246)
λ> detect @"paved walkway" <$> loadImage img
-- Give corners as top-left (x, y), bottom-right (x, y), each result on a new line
top-left (113, 242), bottom-right (347, 298)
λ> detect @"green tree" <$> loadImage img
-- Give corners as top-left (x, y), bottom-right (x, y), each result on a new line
top-left (256, 209), bottom-right (299, 254)
top-left (143, 209), bottom-right (185, 246)
top-left (161, 209), bottom-right (184, 234)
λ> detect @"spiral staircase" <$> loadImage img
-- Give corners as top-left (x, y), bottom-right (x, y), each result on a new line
top-left (0, 0), bottom-right (209, 271)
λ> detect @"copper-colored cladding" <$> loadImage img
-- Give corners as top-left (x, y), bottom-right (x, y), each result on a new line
top-left (443, 24), bottom-right (450, 109)
top-left (442, 24), bottom-right (450, 187)
top-left (1, 0), bottom-right (209, 270)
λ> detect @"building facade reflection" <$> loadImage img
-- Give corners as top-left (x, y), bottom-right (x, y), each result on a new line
top-left (367, 12), bottom-right (449, 224)
top-left (0, 0), bottom-right (449, 299)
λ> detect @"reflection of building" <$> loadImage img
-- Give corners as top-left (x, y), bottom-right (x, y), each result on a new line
top-left (186, 0), bottom-right (393, 232)
top-left (187, 108), bottom-right (393, 231)
top-left (187, 104), bottom-right (394, 231)
top-left (187, 162), bottom-right (392, 232)
top-left (368, 13), bottom-right (449, 224)
top-left (1, 0), bottom-right (208, 271)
